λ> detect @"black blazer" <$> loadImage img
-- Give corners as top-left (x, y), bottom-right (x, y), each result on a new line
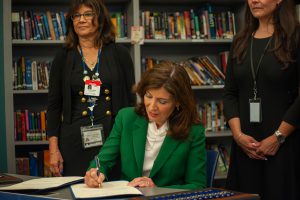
top-left (47, 43), bottom-right (135, 136)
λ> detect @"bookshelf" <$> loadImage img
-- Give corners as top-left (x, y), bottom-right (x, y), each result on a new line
top-left (3, 0), bottom-right (244, 182)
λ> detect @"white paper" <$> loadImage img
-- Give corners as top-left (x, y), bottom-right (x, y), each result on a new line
top-left (70, 181), bottom-right (143, 199)
top-left (0, 176), bottom-right (83, 190)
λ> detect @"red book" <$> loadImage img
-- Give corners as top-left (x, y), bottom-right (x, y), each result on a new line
top-left (21, 111), bottom-right (26, 141)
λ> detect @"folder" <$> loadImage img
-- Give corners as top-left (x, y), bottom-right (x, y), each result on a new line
top-left (0, 176), bottom-right (83, 194)
top-left (0, 174), bottom-right (23, 185)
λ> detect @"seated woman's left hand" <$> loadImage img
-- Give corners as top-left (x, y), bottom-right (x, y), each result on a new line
top-left (128, 176), bottom-right (156, 187)
top-left (256, 135), bottom-right (280, 157)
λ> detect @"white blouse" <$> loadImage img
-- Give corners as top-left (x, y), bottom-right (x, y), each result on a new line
top-left (142, 121), bottom-right (168, 177)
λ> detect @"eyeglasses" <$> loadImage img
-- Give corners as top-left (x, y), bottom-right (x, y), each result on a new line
top-left (71, 12), bottom-right (95, 21)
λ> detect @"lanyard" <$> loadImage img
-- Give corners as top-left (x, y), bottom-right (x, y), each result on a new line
top-left (250, 35), bottom-right (272, 99)
top-left (78, 46), bottom-right (101, 77)
top-left (79, 45), bottom-right (101, 126)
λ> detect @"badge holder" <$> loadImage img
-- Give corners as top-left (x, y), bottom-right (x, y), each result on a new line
top-left (81, 124), bottom-right (104, 149)
top-left (249, 98), bottom-right (262, 123)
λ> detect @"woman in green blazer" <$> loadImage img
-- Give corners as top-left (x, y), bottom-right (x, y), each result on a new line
top-left (84, 61), bottom-right (206, 189)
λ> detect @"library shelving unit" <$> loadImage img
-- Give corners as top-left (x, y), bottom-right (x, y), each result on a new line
top-left (3, 0), bottom-right (244, 182)
top-left (3, 0), bottom-right (139, 174)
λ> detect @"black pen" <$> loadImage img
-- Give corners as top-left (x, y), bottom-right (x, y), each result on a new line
top-left (94, 156), bottom-right (102, 188)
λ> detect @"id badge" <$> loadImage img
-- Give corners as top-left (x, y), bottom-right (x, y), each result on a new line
top-left (84, 80), bottom-right (101, 96)
top-left (249, 98), bottom-right (262, 123)
top-left (80, 124), bottom-right (104, 149)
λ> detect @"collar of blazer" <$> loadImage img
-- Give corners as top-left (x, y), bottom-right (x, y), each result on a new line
top-left (132, 116), bottom-right (181, 178)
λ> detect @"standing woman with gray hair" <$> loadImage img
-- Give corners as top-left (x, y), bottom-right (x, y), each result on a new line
top-left (47, 0), bottom-right (135, 177)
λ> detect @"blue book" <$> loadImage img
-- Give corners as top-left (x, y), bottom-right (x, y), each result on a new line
top-left (207, 4), bottom-right (216, 39)
top-left (59, 11), bottom-right (67, 36)
top-left (25, 59), bottom-right (32, 90)
top-left (29, 152), bottom-right (38, 176)
top-left (33, 14), bottom-right (41, 40)
top-left (20, 11), bottom-right (26, 40)
top-left (42, 12), bottom-right (51, 40)
top-left (51, 14), bottom-right (59, 40)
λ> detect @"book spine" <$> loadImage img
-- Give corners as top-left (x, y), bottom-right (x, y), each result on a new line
top-left (29, 152), bottom-right (38, 176)
top-left (51, 14), bottom-right (60, 40)
top-left (20, 11), bottom-right (26, 40)
top-left (36, 14), bottom-right (46, 40)
top-left (31, 61), bottom-right (38, 90)
top-left (46, 11), bottom-right (56, 40)
top-left (42, 13), bottom-right (51, 40)
top-left (33, 14), bottom-right (41, 40)
top-left (59, 11), bottom-right (67, 36)
top-left (11, 12), bottom-right (21, 40)
top-left (55, 12), bottom-right (65, 40)
top-left (25, 59), bottom-right (33, 90)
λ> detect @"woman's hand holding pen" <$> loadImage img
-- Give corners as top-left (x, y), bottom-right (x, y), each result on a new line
top-left (49, 150), bottom-right (64, 177)
top-left (235, 133), bottom-right (267, 160)
top-left (84, 168), bottom-right (105, 188)
top-left (128, 177), bottom-right (156, 188)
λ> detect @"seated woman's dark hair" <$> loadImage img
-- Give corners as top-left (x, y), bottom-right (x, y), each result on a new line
top-left (134, 61), bottom-right (201, 140)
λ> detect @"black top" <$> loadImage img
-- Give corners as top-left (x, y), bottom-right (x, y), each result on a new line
top-left (47, 43), bottom-right (136, 136)
top-left (223, 35), bottom-right (300, 200)
top-left (224, 36), bottom-right (300, 137)
top-left (46, 43), bottom-right (135, 176)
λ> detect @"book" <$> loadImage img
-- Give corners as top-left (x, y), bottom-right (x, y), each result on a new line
top-left (11, 12), bottom-right (21, 40)
top-left (70, 181), bottom-right (142, 199)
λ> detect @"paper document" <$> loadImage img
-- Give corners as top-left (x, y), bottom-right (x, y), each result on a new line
top-left (0, 176), bottom-right (83, 191)
top-left (70, 181), bottom-right (143, 199)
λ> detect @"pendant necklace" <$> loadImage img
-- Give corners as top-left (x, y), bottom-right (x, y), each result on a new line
top-left (79, 45), bottom-right (101, 81)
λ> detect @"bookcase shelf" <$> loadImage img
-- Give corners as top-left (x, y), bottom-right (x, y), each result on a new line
top-left (15, 141), bottom-right (48, 146)
top-left (12, 38), bottom-right (132, 45)
top-left (144, 39), bottom-right (232, 44)
top-left (4, 0), bottom-right (241, 183)
top-left (192, 85), bottom-right (224, 90)
top-left (13, 90), bottom-right (48, 94)
top-left (205, 130), bottom-right (232, 138)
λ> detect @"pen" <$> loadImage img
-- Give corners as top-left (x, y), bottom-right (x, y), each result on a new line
top-left (94, 156), bottom-right (102, 188)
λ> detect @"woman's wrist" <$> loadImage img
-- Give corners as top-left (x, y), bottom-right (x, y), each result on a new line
top-left (50, 150), bottom-right (60, 155)
top-left (234, 132), bottom-right (244, 142)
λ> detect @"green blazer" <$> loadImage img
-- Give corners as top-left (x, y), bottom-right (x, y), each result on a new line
top-left (89, 107), bottom-right (206, 189)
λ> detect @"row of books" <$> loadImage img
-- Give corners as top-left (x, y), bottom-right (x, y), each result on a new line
top-left (140, 7), bottom-right (236, 40)
top-left (111, 12), bottom-right (128, 39)
top-left (11, 11), bottom-right (128, 40)
top-left (14, 109), bottom-right (47, 141)
top-left (12, 11), bottom-right (67, 41)
top-left (13, 58), bottom-right (51, 90)
top-left (16, 150), bottom-right (52, 177)
top-left (142, 55), bottom-right (228, 86)
top-left (198, 101), bottom-right (227, 132)
top-left (207, 144), bottom-right (230, 175)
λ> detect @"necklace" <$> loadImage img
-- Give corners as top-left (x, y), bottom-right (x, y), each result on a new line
top-left (82, 57), bottom-right (97, 69)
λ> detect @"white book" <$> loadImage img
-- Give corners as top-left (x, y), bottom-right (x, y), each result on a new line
top-left (31, 61), bottom-right (38, 90)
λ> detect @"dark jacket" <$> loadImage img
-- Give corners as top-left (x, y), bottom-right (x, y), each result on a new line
top-left (47, 43), bottom-right (135, 136)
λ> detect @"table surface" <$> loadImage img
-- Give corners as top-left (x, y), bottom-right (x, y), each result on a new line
top-left (0, 174), bottom-right (260, 200)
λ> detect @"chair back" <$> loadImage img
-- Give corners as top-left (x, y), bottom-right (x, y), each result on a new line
top-left (206, 149), bottom-right (219, 187)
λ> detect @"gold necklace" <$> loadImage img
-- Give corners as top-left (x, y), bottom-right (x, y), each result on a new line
top-left (83, 57), bottom-right (97, 67)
